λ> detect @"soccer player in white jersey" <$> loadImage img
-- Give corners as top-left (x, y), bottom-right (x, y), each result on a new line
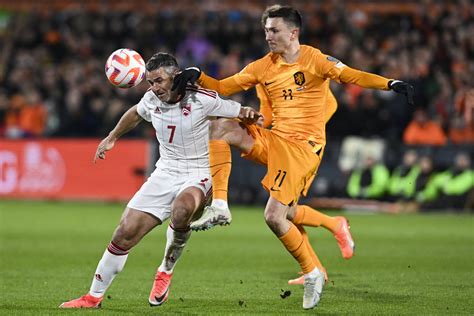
top-left (59, 52), bottom-right (260, 309)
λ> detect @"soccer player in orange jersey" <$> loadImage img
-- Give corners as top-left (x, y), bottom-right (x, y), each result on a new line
top-left (173, 5), bottom-right (414, 309)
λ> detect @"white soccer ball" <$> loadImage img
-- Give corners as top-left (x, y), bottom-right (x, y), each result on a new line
top-left (105, 48), bottom-right (146, 88)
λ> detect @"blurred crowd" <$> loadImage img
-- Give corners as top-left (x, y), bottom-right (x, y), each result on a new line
top-left (0, 0), bottom-right (472, 143)
top-left (340, 149), bottom-right (473, 211)
top-left (0, 1), bottom-right (472, 210)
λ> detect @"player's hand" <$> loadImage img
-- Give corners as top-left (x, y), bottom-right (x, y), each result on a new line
top-left (94, 136), bottom-right (116, 163)
top-left (172, 67), bottom-right (201, 99)
top-left (238, 106), bottom-right (262, 124)
top-left (256, 114), bottom-right (265, 127)
top-left (389, 80), bottom-right (414, 106)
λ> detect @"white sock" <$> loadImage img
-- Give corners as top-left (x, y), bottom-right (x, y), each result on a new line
top-left (211, 199), bottom-right (228, 209)
top-left (89, 242), bottom-right (129, 298)
top-left (158, 225), bottom-right (191, 274)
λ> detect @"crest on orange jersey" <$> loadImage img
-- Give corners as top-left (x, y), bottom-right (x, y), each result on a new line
top-left (293, 72), bottom-right (305, 86)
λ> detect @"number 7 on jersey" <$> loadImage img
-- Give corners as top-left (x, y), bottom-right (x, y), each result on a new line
top-left (167, 125), bottom-right (176, 143)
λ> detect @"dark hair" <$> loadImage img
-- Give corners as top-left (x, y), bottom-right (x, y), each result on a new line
top-left (145, 52), bottom-right (179, 72)
top-left (261, 5), bottom-right (302, 29)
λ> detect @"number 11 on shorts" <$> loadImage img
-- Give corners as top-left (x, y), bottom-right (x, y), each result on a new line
top-left (270, 169), bottom-right (287, 191)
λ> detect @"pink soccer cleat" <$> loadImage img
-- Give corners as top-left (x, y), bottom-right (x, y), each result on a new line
top-left (333, 216), bottom-right (355, 259)
top-left (149, 271), bottom-right (173, 306)
top-left (288, 267), bottom-right (328, 285)
top-left (59, 294), bottom-right (102, 309)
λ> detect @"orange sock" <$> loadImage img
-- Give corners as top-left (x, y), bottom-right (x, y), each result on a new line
top-left (279, 224), bottom-right (316, 274)
top-left (209, 140), bottom-right (232, 201)
top-left (293, 205), bottom-right (339, 233)
top-left (297, 225), bottom-right (324, 270)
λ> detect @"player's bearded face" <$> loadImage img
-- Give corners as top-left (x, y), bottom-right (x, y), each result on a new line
top-left (146, 68), bottom-right (179, 103)
top-left (264, 17), bottom-right (296, 54)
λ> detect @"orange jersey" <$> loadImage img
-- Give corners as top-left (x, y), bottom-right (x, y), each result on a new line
top-left (255, 82), bottom-right (338, 129)
top-left (198, 44), bottom-right (390, 146)
top-left (199, 45), bottom-right (348, 146)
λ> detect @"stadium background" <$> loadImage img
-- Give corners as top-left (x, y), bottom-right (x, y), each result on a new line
top-left (1, 0), bottom-right (472, 211)
top-left (0, 1), bottom-right (473, 314)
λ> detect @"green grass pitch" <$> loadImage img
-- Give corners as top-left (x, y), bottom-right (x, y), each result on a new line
top-left (0, 200), bottom-right (473, 315)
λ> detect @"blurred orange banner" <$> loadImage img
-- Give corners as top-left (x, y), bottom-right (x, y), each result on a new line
top-left (0, 139), bottom-right (148, 200)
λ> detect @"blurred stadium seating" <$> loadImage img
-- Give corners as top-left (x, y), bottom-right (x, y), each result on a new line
top-left (0, 0), bottom-right (472, 210)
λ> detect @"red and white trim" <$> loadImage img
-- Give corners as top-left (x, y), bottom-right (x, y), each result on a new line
top-left (107, 241), bottom-right (129, 256)
top-left (186, 86), bottom-right (217, 99)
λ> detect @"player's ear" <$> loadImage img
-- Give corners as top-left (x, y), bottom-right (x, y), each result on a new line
top-left (171, 69), bottom-right (180, 80)
top-left (291, 28), bottom-right (299, 40)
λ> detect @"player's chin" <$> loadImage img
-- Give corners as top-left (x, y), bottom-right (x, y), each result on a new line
top-left (157, 95), bottom-right (168, 102)
top-left (268, 46), bottom-right (282, 54)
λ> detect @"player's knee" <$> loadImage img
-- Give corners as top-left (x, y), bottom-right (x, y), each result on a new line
top-left (264, 212), bottom-right (282, 230)
top-left (171, 206), bottom-right (193, 229)
top-left (113, 222), bottom-right (141, 250)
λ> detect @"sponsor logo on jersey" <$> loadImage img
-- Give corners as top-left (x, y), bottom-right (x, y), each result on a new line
top-left (293, 72), bottom-right (305, 86)
top-left (182, 104), bottom-right (192, 116)
top-left (264, 80), bottom-right (276, 86)
top-left (154, 107), bottom-right (161, 114)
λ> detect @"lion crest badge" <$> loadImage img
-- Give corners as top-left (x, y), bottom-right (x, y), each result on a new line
top-left (293, 72), bottom-right (305, 86)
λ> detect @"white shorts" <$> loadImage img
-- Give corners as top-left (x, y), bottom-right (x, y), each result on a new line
top-left (127, 166), bottom-right (212, 222)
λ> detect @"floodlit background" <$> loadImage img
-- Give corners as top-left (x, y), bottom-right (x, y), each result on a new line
top-left (0, 0), bottom-right (472, 211)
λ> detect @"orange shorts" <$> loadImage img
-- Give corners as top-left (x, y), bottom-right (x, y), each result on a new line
top-left (242, 124), bottom-right (323, 206)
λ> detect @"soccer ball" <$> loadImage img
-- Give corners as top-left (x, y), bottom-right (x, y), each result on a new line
top-left (105, 48), bottom-right (146, 88)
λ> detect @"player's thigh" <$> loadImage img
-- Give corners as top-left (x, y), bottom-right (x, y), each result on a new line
top-left (114, 207), bottom-right (162, 241)
top-left (240, 123), bottom-right (271, 165)
top-left (212, 118), bottom-right (256, 154)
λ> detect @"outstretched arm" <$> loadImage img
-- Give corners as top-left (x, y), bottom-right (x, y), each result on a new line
top-left (94, 105), bottom-right (143, 163)
top-left (173, 63), bottom-right (259, 98)
top-left (339, 67), bottom-right (414, 105)
top-left (197, 72), bottom-right (244, 96)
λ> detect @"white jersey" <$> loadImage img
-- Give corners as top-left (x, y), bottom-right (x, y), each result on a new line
top-left (137, 86), bottom-right (241, 172)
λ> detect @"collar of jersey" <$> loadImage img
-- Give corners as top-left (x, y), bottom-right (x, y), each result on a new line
top-left (152, 93), bottom-right (183, 108)
top-left (274, 45), bottom-right (307, 66)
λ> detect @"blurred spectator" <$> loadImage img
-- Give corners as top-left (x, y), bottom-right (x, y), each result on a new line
top-left (5, 91), bottom-right (47, 138)
top-left (403, 109), bottom-right (447, 146)
top-left (176, 30), bottom-right (212, 66)
top-left (435, 153), bottom-right (474, 211)
top-left (449, 115), bottom-right (474, 144)
top-left (347, 155), bottom-right (390, 200)
top-left (338, 136), bottom-right (385, 172)
top-left (0, 90), bottom-right (8, 136)
top-left (387, 150), bottom-right (421, 201)
top-left (415, 155), bottom-right (449, 207)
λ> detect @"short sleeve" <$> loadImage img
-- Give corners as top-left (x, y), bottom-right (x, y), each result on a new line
top-left (204, 94), bottom-right (241, 118)
top-left (136, 95), bottom-right (152, 122)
